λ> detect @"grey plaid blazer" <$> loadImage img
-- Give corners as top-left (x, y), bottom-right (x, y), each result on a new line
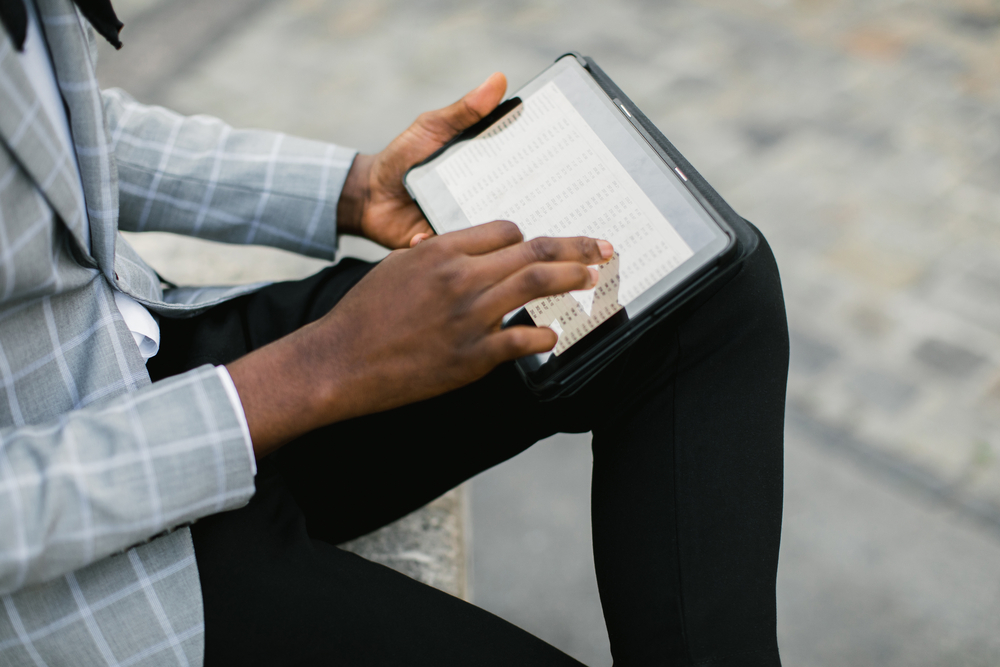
top-left (0, 0), bottom-right (356, 664)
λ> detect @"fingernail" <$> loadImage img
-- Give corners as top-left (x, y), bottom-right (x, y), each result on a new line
top-left (588, 267), bottom-right (600, 286)
top-left (597, 240), bottom-right (613, 259)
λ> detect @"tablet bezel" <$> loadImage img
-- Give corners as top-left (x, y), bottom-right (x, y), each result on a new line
top-left (404, 54), bottom-right (739, 397)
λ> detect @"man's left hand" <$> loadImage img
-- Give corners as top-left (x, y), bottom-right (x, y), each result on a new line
top-left (336, 72), bottom-right (507, 249)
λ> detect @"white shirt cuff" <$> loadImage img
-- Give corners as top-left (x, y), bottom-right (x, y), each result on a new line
top-left (215, 365), bottom-right (257, 477)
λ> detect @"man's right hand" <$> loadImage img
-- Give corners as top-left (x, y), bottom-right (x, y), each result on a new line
top-left (226, 220), bottom-right (613, 459)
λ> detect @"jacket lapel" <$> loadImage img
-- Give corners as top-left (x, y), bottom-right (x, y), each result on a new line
top-left (36, 0), bottom-right (119, 281)
top-left (0, 23), bottom-right (94, 263)
top-left (36, 0), bottom-right (118, 284)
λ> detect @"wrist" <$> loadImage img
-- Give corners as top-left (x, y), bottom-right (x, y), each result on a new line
top-left (336, 153), bottom-right (374, 236)
top-left (225, 323), bottom-right (344, 460)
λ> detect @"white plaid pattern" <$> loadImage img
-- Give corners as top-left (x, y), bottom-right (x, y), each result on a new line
top-left (0, 0), bottom-right (357, 664)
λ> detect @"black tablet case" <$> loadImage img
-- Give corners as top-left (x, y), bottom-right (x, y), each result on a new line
top-left (406, 53), bottom-right (759, 400)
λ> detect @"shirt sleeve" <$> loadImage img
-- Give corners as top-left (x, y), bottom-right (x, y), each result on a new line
top-left (215, 365), bottom-right (257, 477)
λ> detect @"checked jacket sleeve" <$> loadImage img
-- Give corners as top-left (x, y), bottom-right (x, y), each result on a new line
top-left (0, 365), bottom-right (255, 595)
top-left (103, 88), bottom-right (358, 260)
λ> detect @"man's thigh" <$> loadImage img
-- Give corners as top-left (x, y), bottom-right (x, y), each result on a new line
top-left (269, 355), bottom-right (579, 544)
top-left (192, 461), bottom-right (584, 667)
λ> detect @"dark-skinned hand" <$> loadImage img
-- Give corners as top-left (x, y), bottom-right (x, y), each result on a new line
top-left (336, 72), bottom-right (508, 249)
top-left (227, 221), bottom-right (613, 459)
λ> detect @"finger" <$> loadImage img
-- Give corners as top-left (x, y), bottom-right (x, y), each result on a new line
top-left (436, 219), bottom-right (524, 256)
top-left (479, 325), bottom-right (559, 364)
top-left (475, 262), bottom-right (599, 320)
top-left (416, 72), bottom-right (508, 141)
top-left (409, 218), bottom-right (434, 240)
top-left (476, 235), bottom-right (613, 285)
top-left (410, 232), bottom-right (432, 247)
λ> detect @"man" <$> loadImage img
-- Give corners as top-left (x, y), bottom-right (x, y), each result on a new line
top-left (0, 0), bottom-right (789, 665)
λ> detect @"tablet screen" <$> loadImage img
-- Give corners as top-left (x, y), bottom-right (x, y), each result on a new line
top-left (406, 56), bottom-right (730, 358)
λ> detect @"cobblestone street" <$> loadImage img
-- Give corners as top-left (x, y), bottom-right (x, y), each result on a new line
top-left (97, 0), bottom-right (1000, 664)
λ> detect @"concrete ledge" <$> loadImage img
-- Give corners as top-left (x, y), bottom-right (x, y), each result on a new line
top-left (339, 485), bottom-right (469, 600)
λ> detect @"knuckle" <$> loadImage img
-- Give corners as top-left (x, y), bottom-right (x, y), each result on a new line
top-left (444, 344), bottom-right (467, 369)
top-left (460, 99), bottom-right (484, 124)
top-left (432, 235), bottom-right (462, 259)
top-left (438, 265), bottom-right (469, 293)
top-left (520, 265), bottom-right (551, 294)
top-left (577, 236), bottom-right (597, 258)
top-left (424, 234), bottom-right (448, 255)
top-left (529, 236), bottom-right (560, 262)
top-left (415, 110), bottom-right (436, 127)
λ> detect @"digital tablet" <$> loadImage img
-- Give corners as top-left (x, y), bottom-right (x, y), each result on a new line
top-left (405, 53), bottom-right (755, 399)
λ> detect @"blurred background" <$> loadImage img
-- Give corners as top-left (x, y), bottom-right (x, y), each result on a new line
top-left (96, 0), bottom-right (1000, 664)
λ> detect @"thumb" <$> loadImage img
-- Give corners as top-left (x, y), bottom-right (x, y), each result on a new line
top-left (420, 72), bottom-right (508, 138)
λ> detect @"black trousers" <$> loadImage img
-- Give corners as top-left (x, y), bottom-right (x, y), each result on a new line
top-left (147, 228), bottom-right (788, 667)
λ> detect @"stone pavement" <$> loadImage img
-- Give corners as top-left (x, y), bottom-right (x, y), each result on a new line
top-left (95, 0), bottom-right (1000, 664)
